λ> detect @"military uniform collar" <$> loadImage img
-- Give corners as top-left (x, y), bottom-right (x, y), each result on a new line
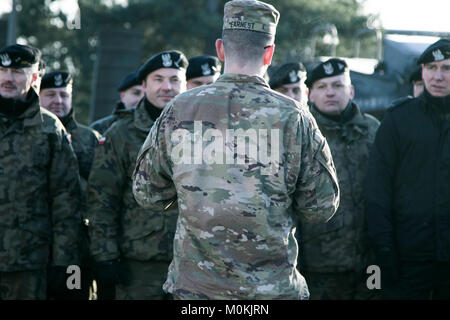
top-left (59, 108), bottom-right (78, 131)
top-left (310, 102), bottom-right (369, 139)
top-left (134, 97), bottom-right (155, 132)
top-left (216, 73), bottom-right (269, 88)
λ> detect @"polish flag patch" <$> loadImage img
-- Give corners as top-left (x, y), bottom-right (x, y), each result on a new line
top-left (99, 137), bottom-right (106, 145)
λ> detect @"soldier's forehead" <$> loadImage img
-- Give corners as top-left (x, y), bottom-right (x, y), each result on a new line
top-left (313, 74), bottom-right (349, 85)
top-left (148, 68), bottom-right (185, 78)
top-left (424, 58), bottom-right (450, 67)
top-left (40, 86), bottom-right (72, 94)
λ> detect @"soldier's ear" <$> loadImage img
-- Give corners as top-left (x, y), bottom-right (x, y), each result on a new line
top-left (263, 44), bottom-right (275, 66)
top-left (215, 39), bottom-right (225, 62)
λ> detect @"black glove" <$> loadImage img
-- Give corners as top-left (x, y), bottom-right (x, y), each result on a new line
top-left (47, 266), bottom-right (70, 299)
top-left (376, 247), bottom-right (399, 288)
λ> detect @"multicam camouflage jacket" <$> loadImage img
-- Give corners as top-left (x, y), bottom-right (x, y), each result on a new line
top-left (90, 101), bottom-right (130, 135)
top-left (0, 91), bottom-right (82, 271)
top-left (87, 98), bottom-right (178, 263)
top-left (298, 103), bottom-right (379, 273)
top-left (132, 74), bottom-right (340, 300)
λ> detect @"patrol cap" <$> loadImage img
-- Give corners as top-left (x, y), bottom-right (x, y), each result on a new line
top-left (186, 56), bottom-right (221, 81)
top-left (305, 58), bottom-right (349, 88)
top-left (40, 71), bottom-right (73, 91)
top-left (417, 39), bottom-right (450, 65)
top-left (409, 65), bottom-right (422, 83)
top-left (0, 44), bottom-right (39, 69)
top-left (223, 0), bottom-right (280, 35)
top-left (118, 71), bottom-right (141, 92)
top-left (269, 62), bottom-right (306, 89)
top-left (137, 50), bottom-right (188, 82)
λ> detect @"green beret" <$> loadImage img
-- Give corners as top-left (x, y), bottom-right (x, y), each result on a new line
top-left (223, 0), bottom-right (280, 35)
top-left (138, 50), bottom-right (188, 82)
top-left (417, 38), bottom-right (450, 65)
top-left (40, 71), bottom-right (73, 91)
top-left (305, 58), bottom-right (349, 88)
top-left (269, 62), bottom-right (306, 89)
top-left (0, 44), bottom-right (39, 69)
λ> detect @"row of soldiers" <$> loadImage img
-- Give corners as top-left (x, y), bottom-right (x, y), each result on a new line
top-left (1, 0), bottom-right (449, 300)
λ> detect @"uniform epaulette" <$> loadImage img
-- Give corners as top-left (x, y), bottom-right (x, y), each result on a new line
top-left (388, 96), bottom-right (414, 111)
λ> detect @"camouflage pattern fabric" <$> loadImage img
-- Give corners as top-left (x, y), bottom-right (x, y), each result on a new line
top-left (115, 259), bottom-right (172, 300)
top-left (132, 74), bottom-right (340, 300)
top-left (87, 98), bottom-right (178, 264)
top-left (298, 103), bottom-right (379, 275)
top-left (90, 102), bottom-right (131, 135)
top-left (0, 91), bottom-right (82, 272)
top-left (0, 269), bottom-right (47, 300)
top-left (302, 270), bottom-right (379, 300)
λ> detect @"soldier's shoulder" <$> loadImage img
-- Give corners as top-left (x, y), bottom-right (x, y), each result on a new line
top-left (77, 123), bottom-right (101, 140)
top-left (362, 112), bottom-right (380, 128)
top-left (40, 107), bottom-right (66, 134)
top-left (387, 96), bottom-right (415, 113)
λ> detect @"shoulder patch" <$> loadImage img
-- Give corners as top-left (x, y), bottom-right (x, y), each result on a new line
top-left (98, 136), bottom-right (106, 145)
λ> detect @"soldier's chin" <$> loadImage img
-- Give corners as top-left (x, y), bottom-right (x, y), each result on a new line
top-left (0, 89), bottom-right (18, 99)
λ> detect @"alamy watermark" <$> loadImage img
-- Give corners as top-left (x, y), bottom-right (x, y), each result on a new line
top-left (170, 121), bottom-right (281, 175)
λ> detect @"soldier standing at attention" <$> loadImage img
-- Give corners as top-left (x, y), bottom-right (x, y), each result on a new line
top-left (90, 71), bottom-right (144, 134)
top-left (0, 44), bottom-right (82, 300)
top-left (132, 0), bottom-right (339, 300)
top-left (365, 39), bottom-right (450, 300)
top-left (186, 55), bottom-right (221, 90)
top-left (87, 50), bottom-right (188, 300)
top-left (39, 70), bottom-right (100, 300)
top-left (269, 61), bottom-right (308, 104)
top-left (298, 58), bottom-right (380, 300)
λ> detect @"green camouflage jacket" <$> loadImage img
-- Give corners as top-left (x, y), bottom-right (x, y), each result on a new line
top-left (298, 103), bottom-right (379, 273)
top-left (87, 98), bottom-right (178, 263)
top-left (132, 74), bottom-right (340, 300)
top-left (90, 101), bottom-right (129, 135)
top-left (61, 110), bottom-right (101, 181)
top-left (0, 91), bottom-right (82, 271)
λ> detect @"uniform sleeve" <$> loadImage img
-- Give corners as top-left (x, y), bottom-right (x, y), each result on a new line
top-left (364, 112), bottom-right (398, 252)
top-left (49, 131), bottom-right (83, 266)
top-left (132, 107), bottom-right (177, 211)
top-left (292, 113), bottom-right (340, 223)
top-left (86, 129), bottom-right (126, 262)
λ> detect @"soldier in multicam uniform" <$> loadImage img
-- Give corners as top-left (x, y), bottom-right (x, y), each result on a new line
top-left (186, 55), bottom-right (221, 90)
top-left (39, 70), bottom-right (100, 300)
top-left (298, 58), bottom-right (380, 300)
top-left (132, 0), bottom-right (339, 300)
top-left (269, 61), bottom-right (308, 105)
top-left (90, 71), bottom-right (144, 135)
top-left (0, 44), bottom-right (82, 300)
top-left (87, 50), bottom-right (188, 300)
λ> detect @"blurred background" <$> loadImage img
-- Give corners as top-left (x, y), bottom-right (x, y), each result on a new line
top-left (0, 0), bottom-right (449, 123)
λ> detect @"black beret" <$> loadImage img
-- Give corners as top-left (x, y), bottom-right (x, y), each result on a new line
top-left (409, 65), bottom-right (422, 83)
top-left (417, 39), bottom-right (450, 65)
top-left (269, 62), bottom-right (306, 89)
top-left (186, 56), bottom-right (221, 81)
top-left (40, 71), bottom-right (73, 91)
top-left (305, 58), bottom-right (349, 88)
top-left (137, 50), bottom-right (188, 82)
top-left (0, 44), bottom-right (39, 69)
top-left (118, 71), bottom-right (141, 92)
